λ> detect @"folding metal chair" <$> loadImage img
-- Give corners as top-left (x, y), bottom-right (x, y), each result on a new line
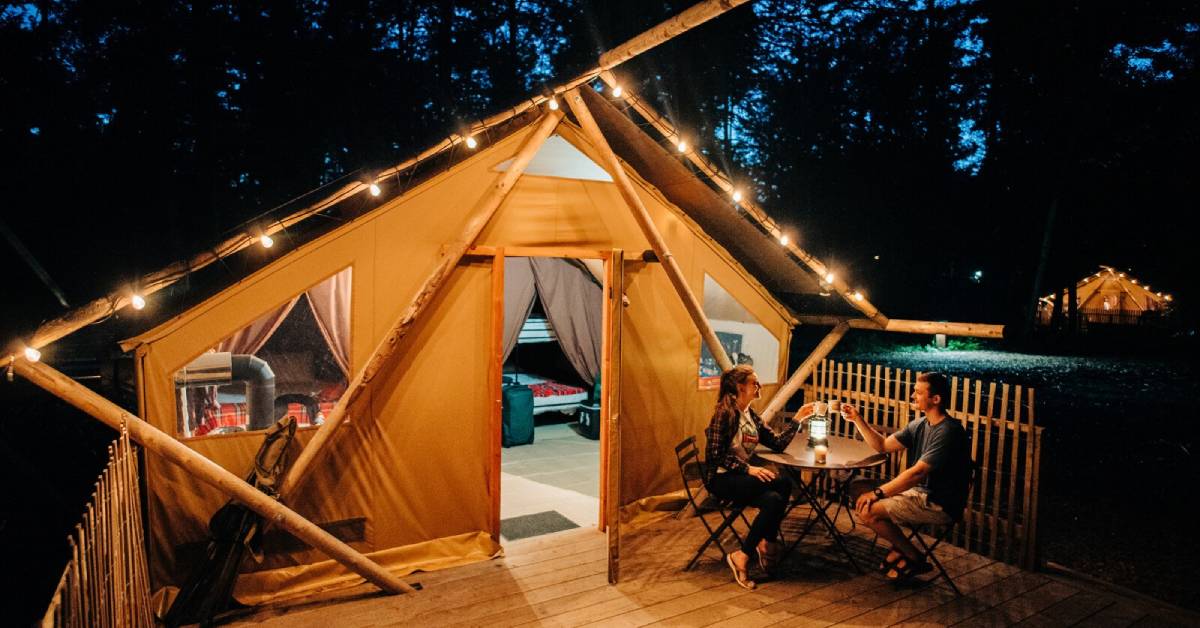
top-left (674, 435), bottom-right (752, 570)
top-left (895, 462), bottom-right (980, 596)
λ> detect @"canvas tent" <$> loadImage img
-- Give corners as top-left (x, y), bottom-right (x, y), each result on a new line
top-left (1038, 265), bottom-right (1172, 327)
top-left (8, 0), bottom-right (1006, 612)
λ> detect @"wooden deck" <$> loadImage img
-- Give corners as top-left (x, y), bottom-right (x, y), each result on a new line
top-left (227, 511), bottom-right (1197, 627)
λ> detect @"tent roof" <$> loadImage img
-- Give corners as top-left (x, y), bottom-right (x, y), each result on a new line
top-left (579, 89), bottom-right (824, 300)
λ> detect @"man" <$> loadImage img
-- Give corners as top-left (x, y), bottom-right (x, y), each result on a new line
top-left (841, 372), bottom-right (972, 580)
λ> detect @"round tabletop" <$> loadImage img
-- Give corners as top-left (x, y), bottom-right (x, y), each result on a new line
top-left (757, 433), bottom-right (888, 471)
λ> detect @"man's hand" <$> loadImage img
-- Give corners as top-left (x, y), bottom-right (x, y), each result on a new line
top-left (747, 465), bottom-right (776, 482)
top-left (840, 403), bottom-right (861, 423)
top-left (855, 491), bottom-right (876, 515)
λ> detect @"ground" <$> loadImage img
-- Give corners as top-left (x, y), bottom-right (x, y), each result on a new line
top-left (828, 339), bottom-right (1200, 611)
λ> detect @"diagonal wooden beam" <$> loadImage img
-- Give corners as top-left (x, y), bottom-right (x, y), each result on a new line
top-left (564, 88), bottom-right (733, 372)
top-left (597, 0), bottom-right (752, 70)
top-left (794, 315), bottom-right (1004, 338)
top-left (279, 108), bottom-right (565, 498)
top-left (13, 357), bottom-right (415, 595)
top-left (760, 322), bottom-right (849, 425)
top-left (597, 72), bottom-right (889, 327)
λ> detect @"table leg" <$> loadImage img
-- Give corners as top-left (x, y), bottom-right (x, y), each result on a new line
top-left (779, 468), bottom-right (865, 573)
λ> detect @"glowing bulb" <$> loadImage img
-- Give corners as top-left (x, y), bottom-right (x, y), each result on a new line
top-left (548, 97), bottom-right (559, 111)
top-left (261, 234), bottom-right (274, 249)
top-left (1165, 295), bottom-right (1173, 301)
top-left (611, 85), bottom-right (623, 98)
top-left (369, 183), bottom-right (381, 197)
top-left (1118, 272), bottom-right (1125, 278)
top-left (131, 294), bottom-right (146, 310)
top-left (24, 347), bottom-right (41, 362)
top-left (825, 272), bottom-right (835, 284)
top-left (465, 136), bottom-right (477, 149)
top-left (874, 255), bottom-right (880, 260)
top-left (1131, 279), bottom-right (1138, 284)
top-left (853, 291), bottom-right (864, 301)
top-left (677, 139), bottom-right (688, 153)
top-left (779, 234), bottom-right (789, 246)
top-left (731, 189), bottom-right (743, 203)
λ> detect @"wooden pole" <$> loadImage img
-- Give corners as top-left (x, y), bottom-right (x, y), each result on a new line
top-left (279, 109), bottom-right (565, 498)
top-left (13, 358), bottom-right (416, 596)
top-left (564, 89), bottom-right (733, 371)
top-left (598, 0), bottom-right (752, 70)
top-left (597, 73), bottom-right (889, 327)
top-left (760, 322), bottom-right (849, 424)
top-left (792, 315), bottom-right (1004, 339)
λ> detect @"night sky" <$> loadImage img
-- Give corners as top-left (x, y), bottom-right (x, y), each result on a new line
top-left (3, 1), bottom-right (1196, 341)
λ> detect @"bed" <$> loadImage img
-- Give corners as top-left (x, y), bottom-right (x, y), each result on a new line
top-left (505, 373), bottom-right (589, 415)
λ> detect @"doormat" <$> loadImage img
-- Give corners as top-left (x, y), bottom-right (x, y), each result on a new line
top-left (500, 510), bottom-right (579, 541)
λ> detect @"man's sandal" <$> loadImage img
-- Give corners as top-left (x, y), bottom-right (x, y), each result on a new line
top-left (727, 554), bottom-right (757, 590)
top-left (885, 557), bottom-right (934, 581)
top-left (878, 551), bottom-right (903, 574)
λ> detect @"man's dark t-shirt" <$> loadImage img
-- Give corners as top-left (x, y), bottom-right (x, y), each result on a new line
top-left (894, 415), bottom-right (971, 515)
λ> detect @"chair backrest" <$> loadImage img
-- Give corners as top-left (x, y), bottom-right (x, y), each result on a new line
top-left (674, 436), bottom-right (708, 505)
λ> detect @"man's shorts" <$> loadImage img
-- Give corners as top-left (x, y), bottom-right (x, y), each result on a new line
top-left (849, 480), bottom-right (952, 526)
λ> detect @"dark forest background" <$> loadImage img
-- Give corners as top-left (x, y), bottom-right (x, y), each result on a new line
top-left (2, 0), bottom-right (1198, 622)
top-left (3, 0), bottom-right (1197, 335)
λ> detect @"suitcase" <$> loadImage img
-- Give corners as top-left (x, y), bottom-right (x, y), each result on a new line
top-left (577, 403), bottom-right (601, 440)
top-left (502, 383), bottom-right (535, 447)
top-left (577, 379), bottom-right (603, 440)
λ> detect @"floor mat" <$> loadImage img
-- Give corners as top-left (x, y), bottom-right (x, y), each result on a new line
top-left (500, 510), bottom-right (580, 541)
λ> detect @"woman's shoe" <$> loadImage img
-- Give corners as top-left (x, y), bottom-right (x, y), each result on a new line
top-left (757, 542), bottom-right (781, 576)
top-left (727, 554), bottom-right (757, 590)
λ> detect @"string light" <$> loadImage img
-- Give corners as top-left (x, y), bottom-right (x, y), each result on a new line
top-left (1165, 295), bottom-right (1173, 301)
top-left (779, 233), bottom-right (789, 246)
top-left (260, 234), bottom-right (274, 249)
top-left (548, 97), bottom-right (559, 111)
top-left (24, 346), bottom-right (41, 362)
top-left (465, 136), bottom-right (478, 149)
top-left (611, 85), bottom-right (624, 98)
top-left (731, 189), bottom-right (743, 203)
top-left (676, 138), bottom-right (688, 153)
top-left (369, 183), bottom-right (382, 197)
top-left (853, 291), bottom-right (864, 302)
top-left (825, 272), bottom-right (836, 284)
top-left (131, 294), bottom-right (146, 310)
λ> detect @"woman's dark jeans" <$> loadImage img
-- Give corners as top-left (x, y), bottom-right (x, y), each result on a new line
top-left (708, 472), bottom-right (791, 555)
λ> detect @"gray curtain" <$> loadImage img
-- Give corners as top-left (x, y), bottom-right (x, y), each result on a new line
top-left (530, 257), bottom-right (603, 385)
top-left (502, 257), bottom-right (538, 362)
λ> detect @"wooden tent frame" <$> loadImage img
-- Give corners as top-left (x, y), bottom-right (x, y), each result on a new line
top-left (6, 0), bottom-right (1011, 597)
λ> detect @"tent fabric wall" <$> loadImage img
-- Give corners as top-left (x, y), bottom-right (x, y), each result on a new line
top-left (126, 120), bottom-right (794, 603)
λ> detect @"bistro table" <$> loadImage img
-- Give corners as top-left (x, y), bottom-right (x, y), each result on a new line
top-left (758, 432), bottom-right (889, 572)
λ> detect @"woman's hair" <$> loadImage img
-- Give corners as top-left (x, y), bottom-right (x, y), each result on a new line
top-left (712, 365), bottom-right (757, 425)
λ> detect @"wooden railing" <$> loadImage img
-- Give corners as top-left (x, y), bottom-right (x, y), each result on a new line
top-left (41, 427), bottom-right (154, 628)
top-left (803, 360), bottom-right (1044, 569)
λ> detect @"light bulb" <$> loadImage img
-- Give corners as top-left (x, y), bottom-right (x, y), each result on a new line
top-left (779, 234), bottom-right (789, 246)
top-left (825, 272), bottom-right (835, 284)
top-left (853, 292), bottom-right (864, 301)
top-left (24, 347), bottom-right (41, 362)
top-left (677, 139), bottom-right (687, 153)
top-left (611, 85), bottom-right (623, 98)
top-left (131, 294), bottom-right (146, 310)
top-left (261, 234), bottom-right (274, 249)
top-left (548, 97), bottom-right (559, 111)
top-left (731, 189), bottom-right (743, 203)
top-left (369, 183), bottom-right (381, 197)
top-left (465, 136), bottom-right (478, 149)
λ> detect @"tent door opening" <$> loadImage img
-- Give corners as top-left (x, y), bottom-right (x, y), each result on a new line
top-left (494, 254), bottom-right (607, 544)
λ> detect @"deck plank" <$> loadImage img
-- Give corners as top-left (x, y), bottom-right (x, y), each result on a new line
top-left (225, 510), bottom-right (1197, 627)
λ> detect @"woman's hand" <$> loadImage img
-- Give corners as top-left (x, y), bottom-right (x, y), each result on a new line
top-left (747, 465), bottom-right (776, 482)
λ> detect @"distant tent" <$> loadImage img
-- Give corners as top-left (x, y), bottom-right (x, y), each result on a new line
top-left (1038, 265), bottom-right (1173, 326)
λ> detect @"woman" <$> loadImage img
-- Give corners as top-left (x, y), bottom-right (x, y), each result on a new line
top-left (703, 365), bottom-right (799, 590)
